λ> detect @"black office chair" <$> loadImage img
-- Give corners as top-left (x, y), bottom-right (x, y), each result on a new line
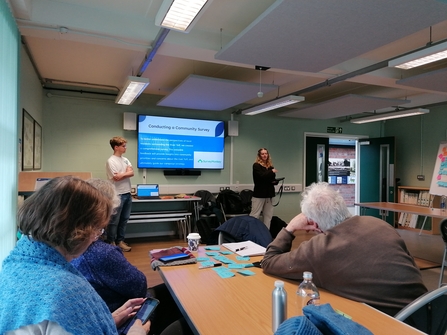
top-left (438, 218), bottom-right (447, 287)
top-left (395, 285), bottom-right (447, 335)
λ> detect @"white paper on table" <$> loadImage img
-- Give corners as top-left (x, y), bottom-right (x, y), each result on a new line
top-left (222, 240), bottom-right (266, 257)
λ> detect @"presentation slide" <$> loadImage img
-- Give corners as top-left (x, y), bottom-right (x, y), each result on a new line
top-left (138, 115), bottom-right (225, 169)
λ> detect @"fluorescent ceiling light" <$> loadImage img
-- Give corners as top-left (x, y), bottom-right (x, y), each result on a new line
top-left (155, 0), bottom-right (213, 33)
top-left (115, 76), bottom-right (149, 105)
top-left (242, 95), bottom-right (305, 116)
top-left (350, 108), bottom-right (429, 124)
top-left (389, 41), bottom-right (447, 70)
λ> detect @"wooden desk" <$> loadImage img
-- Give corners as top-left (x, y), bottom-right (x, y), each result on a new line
top-left (18, 171), bottom-right (92, 192)
top-left (356, 201), bottom-right (447, 234)
top-left (158, 247), bottom-right (424, 335)
top-left (356, 202), bottom-right (447, 219)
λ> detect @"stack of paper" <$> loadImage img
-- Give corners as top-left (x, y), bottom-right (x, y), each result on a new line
top-left (222, 240), bottom-right (266, 257)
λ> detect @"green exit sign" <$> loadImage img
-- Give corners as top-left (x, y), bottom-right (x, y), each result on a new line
top-left (327, 127), bottom-right (343, 133)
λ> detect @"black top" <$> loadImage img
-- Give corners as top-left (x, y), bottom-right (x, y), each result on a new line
top-left (252, 162), bottom-right (276, 198)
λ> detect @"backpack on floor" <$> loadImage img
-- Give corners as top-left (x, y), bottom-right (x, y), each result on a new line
top-left (217, 189), bottom-right (244, 215)
top-left (239, 189), bottom-right (253, 214)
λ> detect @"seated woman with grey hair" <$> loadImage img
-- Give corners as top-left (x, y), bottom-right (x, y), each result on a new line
top-left (261, 182), bottom-right (427, 317)
top-left (72, 178), bottom-right (192, 335)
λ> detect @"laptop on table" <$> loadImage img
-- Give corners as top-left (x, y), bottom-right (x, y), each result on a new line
top-left (136, 184), bottom-right (161, 199)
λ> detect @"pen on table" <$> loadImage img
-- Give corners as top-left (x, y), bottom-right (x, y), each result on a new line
top-left (235, 247), bottom-right (247, 252)
top-left (199, 263), bottom-right (222, 269)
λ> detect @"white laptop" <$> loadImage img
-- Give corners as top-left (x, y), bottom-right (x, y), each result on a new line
top-left (136, 184), bottom-right (161, 199)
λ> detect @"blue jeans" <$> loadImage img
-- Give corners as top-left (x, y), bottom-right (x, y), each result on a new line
top-left (106, 192), bottom-right (132, 243)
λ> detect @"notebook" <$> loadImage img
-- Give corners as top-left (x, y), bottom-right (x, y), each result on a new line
top-left (136, 184), bottom-right (161, 199)
top-left (222, 240), bottom-right (266, 257)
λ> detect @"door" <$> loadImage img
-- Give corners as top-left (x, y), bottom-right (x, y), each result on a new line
top-left (359, 136), bottom-right (395, 225)
top-left (305, 137), bottom-right (329, 187)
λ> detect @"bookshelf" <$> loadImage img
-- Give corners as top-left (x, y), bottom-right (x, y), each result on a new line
top-left (397, 186), bottom-right (440, 234)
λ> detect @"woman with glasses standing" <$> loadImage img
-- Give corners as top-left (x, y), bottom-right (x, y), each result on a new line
top-left (0, 176), bottom-right (149, 335)
top-left (250, 148), bottom-right (278, 229)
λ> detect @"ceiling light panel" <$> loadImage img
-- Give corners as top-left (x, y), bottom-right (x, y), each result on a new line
top-left (389, 41), bottom-right (447, 69)
top-left (115, 76), bottom-right (149, 105)
top-left (242, 95), bottom-right (305, 116)
top-left (350, 108), bottom-right (429, 124)
top-left (155, 0), bottom-right (212, 33)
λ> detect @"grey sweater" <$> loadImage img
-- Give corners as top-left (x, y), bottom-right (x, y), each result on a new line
top-left (262, 215), bottom-right (428, 316)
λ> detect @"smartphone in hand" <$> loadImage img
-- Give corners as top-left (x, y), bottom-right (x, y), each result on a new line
top-left (120, 298), bottom-right (160, 335)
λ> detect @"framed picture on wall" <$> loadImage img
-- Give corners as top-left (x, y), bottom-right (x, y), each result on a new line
top-left (33, 120), bottom-right (42, 170)
top-left (22, 109), bottom-right (34, 171)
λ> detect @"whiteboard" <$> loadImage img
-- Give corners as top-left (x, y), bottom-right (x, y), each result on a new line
top-left (429, 141), bottom-right (447, 196)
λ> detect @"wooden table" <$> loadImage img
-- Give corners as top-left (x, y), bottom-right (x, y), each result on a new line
top-left (356, 201), bottom-right (447, 234)
top-left (158, 247), bottom-right (424, 335)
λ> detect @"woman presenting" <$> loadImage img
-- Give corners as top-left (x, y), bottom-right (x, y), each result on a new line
top-left (250, 148), bottom-right (277, 228)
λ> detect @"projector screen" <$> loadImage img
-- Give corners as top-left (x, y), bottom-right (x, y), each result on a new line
top-left (137, 115), bottom-right (225, 170)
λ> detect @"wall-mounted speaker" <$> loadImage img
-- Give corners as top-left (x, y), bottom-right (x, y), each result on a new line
top-left (228, 120), bottom-right (239, 137)
top-left (123, 112), bottom-right (137, 131)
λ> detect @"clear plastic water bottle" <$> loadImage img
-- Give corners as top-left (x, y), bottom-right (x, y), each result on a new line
top-left (297, 271), bottom-right (320, 311)
top-left (272, 280), bottom-right (287, 332)
top-left (441, 196), bottom-right (446, 211)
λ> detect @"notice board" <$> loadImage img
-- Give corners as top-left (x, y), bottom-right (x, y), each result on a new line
top-left (429, 141), bottom-right (447, 196)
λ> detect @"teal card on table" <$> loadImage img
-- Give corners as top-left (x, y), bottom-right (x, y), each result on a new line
top-left (213, 267), bottom-right (234, 278)
top-left (204, 246), bottom-right (220, 251)
top-left (237, 270), bottom-right (255, 276)
top-left (196, 257), bottom-right (210, 262)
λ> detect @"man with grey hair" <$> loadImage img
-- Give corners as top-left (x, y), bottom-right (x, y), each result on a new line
top-left (262, 182), bottom-right (427, 316)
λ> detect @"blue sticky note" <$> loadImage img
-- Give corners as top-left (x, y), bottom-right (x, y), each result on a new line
top-left (228, 263), bottom-right (245, 269)
top-left (199, 261), bottom-right (215, 268)
top-left (213, 267), bottom-right (235, 278)
top-left (213, 256), bottom-right (234, 264)
top-left (237, 270), bottom-right (255, 276)
top-left (236, 256), bottom-right (250, 261)
top-left (205, 251), bottom-right (219, 256)
top-left (204, 246), bottom-right (220, 251)
top-left (196, 257), bottom-right (210, 262)
top-left (219, 251), bottom-right (233, 255)
top-left (243, 263), bottom-right (254, 268)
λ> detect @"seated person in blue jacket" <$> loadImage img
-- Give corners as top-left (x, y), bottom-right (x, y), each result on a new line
top-left (71, 178), bottom-right (191, 335)
top-left (0, 176), bottom-right (149, 335)
top-left (261, 182), bottom-right (428, 317)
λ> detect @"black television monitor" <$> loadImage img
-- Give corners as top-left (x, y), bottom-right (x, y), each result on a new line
top-left (137, 115), bottom-right (225, 170)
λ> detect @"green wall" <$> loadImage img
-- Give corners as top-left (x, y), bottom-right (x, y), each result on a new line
top-left (41, 90), bottom-right (380, 221)
top-left (384, 105), bottom-right (447, 188)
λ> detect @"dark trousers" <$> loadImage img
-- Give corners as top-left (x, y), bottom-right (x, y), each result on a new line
top-left (149, 284), bottom-right (193, 335)
top-left (106, 192), bottom-right (132, 243)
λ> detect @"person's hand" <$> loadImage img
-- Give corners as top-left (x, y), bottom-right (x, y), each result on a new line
top-left (286, 213), bottom-right (322, 234)
top-left (113, 172), bottom-right (123, 181)
top-left (272, 168), bottom-right (278, 173)
top-left (127, 319), bottom-right (151, 335)
top-left (112, 298), bottom-right (146, 327)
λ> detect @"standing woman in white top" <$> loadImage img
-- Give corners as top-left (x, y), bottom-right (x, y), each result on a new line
top-left (105, 136), bottom-right (134, 252)
top-left (249, 148), bottom-right (278, 229)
